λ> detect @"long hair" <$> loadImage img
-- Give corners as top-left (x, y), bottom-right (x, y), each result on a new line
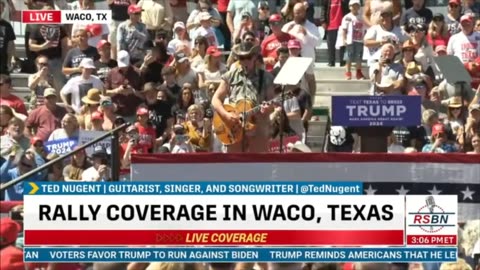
top-left (428, 20), bottom-right (449, 39)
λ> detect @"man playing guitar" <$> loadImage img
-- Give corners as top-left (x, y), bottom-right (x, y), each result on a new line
top-left (211, 41), bottom-right (275, 153)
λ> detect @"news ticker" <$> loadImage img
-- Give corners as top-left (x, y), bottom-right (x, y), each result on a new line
top-left (22, 10), bottom-right (111, 24)
top-left (23, 182), bottom-right (458, 247)
top-left (23, 247), bottom-right (458, 263)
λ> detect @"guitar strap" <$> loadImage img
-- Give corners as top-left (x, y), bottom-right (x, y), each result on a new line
top-left (258, 68), bottom-right (265, 101)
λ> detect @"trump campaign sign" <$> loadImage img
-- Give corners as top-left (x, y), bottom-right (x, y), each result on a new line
top-left (331, 96), bottom-right (422, 127)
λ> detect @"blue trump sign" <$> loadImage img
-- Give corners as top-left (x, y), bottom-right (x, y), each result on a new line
top-left (331, 96), bottom-right (421, 127)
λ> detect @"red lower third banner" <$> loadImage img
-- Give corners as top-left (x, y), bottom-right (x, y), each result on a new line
top-left (24, 230), bottom-right (404, 246)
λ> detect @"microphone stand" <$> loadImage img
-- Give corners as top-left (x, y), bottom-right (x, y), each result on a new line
top-left (279, 84), bottom-right (287, 153)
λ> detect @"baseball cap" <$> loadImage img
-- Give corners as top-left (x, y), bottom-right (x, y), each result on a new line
top-left (128, 4), bottom-right (142, 14)
top-left (433, 13), bottom-right (444, 20)
top-left (0, 218), bottom-right (21, 246)
top-left (100, 96), bottom-right (113, 106)
top-left (349, 0), bottom-right (360, 5)
top-left (43, 87), bottom-right (57, 98)
top-left (449, 0), bottom-right (461, 5)
top-left (0, 246), bottom-right (25, 270)
top-left (269, 13), bottom-right (282, 23)
top-left (199, 11), bottom-right (212, 21)
top-left (241, 11), bottom-right (252, 18)
top-left (92, 145), bottom-right (108, 157)
top-left (287, 39), bottom-right (301, 49)
top-left (117, 50), bottom-right (130, 68)
top-left (175, 52), bottom-right (189, 63)
top-left (207, 46), bottom-right (222, 57)
top-left (86, 24), bottom-right (102, 37)
top-left (173, 21), bottom-right (185, 30)
top-left (96, 39), bottom-right (110, 49)
top-left (258, 1), bottom-right (269, 9)
top-left (431, 123), bottom-right (446, 136)
top-left (136, 107), bottom-right (149, 115)
top-left (460, 14), bottom-right (473, 23)
top-left (79, 58), bottom-right (96, 69)
top-left (30, 136), bottom-right (43, 145)
top-left (435, 45), bottom-right (447, 53)
top-left (470, 103), bottom-right (480, 112)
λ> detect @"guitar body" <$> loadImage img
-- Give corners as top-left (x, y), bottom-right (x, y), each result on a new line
top-left (213, 100), bottom-right (257, 145)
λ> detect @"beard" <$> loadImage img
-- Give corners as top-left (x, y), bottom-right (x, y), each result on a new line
top-left (294, 16), bottom-right (306, 24)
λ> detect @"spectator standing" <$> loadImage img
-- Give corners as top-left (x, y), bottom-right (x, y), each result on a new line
top-left (63, 147), bottom-right (90, 181)
top-left (231, 12), bottom-right (255, 44)
top-left (192, 12), bottom-right (220, 47)
top-left (0, 218), bottom-right (25, 269)
top-left (162, 66), bottom-right (182, 99)
top-left (282, 3), bottom-right (320, 101)
top-left (363, 0), bottom-right (402, 27)
top-left (184, 104), bottom-right (212, 151)
top-left (60, 59), bottom-right (104, 114)
top-left (77, 88), bottom-right (102, 130)
top-left (447, 14), bottom-right (480, 63)
top-left (82, 146), bottom-right (111, 181)
top-left (94, 40), bottom-right (118, 83)
top-left (261, 14), bottom-right (295, 72)
top-left (107, 0), bottom-right (135, 60)
top-left (104, 50), bottom-right (144, 123)
top-left (226, 0), bottom-right (258, 42)
top-left (175, 52), bottom-right (199, 91)
top-left (63, 29), bottom-right (100, 79)
top-left (400, 0), bottom-right (433, 29)
top-left (427, 13), bottom-right (450, 50)
top-left (320, 0), bottom-right (349, 67)
top-left (28, 55), bottom-right (55, 110)
top-left (340, 0), bottom-right (366, 80)
top-left (466, 133), bottom-right (480, 153)
top-left (117, 5), bottom-right (149, 66)
top-left (187, 0), bottom-right (222, 39)
top-left (198, 46), bottom-right (227, 91)
top-left (141, 82), bottom-right (174, 145)
top-left (446, 0), bottom-right (462, 36)
top-left (168, 22), bottom-right (191, 55)
top-left (172, 84), bottom-right (195, 120)
top-left (218, 0), bottom-right (232, 51)
top-left (25, 88), bottom-right (67, 142)
top-left (191, 36), bottom-right (209, 71)
top-left (28, 6), bottom-right (68, 91)
top-left (256, 1), bottom-right (272, 43)
top-left (0, 74), bottom-right (27, 117)
top-left (0, 0), bottom-right (15, 75)
top-left (137, 0), bottom-right (174, 38)
top-left (139, 45), bottom-right (165, 84)
top-left (281, 0), bottom-right (315, 23)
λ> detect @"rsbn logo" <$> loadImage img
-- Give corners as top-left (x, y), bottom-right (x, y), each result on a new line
top-left (408, 196), bottom-right (455, 233)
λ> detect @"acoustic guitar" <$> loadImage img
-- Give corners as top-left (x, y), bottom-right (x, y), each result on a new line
top-left (212, 91), bottom-right (293, 145)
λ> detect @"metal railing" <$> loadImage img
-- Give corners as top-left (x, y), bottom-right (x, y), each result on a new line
top-left (0, 123), bottom-right (128, 192)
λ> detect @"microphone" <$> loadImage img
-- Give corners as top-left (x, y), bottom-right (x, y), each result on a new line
top-left (425, 196), bottom-right (436, 213)
top-left (425, 196), bottom-right (436, 231)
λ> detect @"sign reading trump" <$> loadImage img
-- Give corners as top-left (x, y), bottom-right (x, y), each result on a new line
top-left (331, 96), bottom-right (421, 127)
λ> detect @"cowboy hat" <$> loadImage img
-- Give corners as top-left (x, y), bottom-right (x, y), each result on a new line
top-left (405, 61), bottom-right (424, 80)
top-left (81, 88), bottom-right (101, 105)
top-left (447, 96), bottom-right (462, 108)
top-left (232, 42), bottom-right (259, 57)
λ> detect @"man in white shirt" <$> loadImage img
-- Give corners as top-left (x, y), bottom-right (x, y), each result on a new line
top-left (60, 58), bottom-right (104, 113)
top-left (447, 14), bottom-right (480, 63)
top-left (82, 145), bottom-right (111, 181)
top-left (282, 3), bottom-right (320, 101)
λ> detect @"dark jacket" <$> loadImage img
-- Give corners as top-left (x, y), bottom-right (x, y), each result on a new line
top-left (320, 0), bottom-right (351, 27)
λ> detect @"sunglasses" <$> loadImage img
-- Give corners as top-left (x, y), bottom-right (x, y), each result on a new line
top-left (270, 21), bottom-right (281, 26)
top-left (21, 161), bottom-right (33, 168)
top-left (238, 55), bottom-right (253, 61)
top-left (101, 101), bottom-right (113, 106)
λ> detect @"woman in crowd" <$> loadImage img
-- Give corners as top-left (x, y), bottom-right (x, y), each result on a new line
top-left (63, 147), bottom-right (90, 181)
top-left (45, 153), bottom-right (64, 181)
top-left (363, 0), bottom-right (402, 27)
top-left (168, 22), bottom-right (192, 55)
top-left (427, 13), bottom-right (450, 50)
top-left (99, 96), bottom-right (117, 131)
top-left (28, 55), bottom-right (54, 110)
top-left (466, 133), bottom-right (480, 153)
top-left (77, 89), bottom-right (101, 130)
top-left (444, 96), bottom-right (467, 137)
top-left (400, 40), bottom-right (418, 69)
top-left (198, 46), bottom-right (227, 91)
top-left (48, 114), bottom-right (80, 141)
top-left (190, 36), bottom-right (209, 71)
top-left (0, 117), bottom-right (30, 161)
top-left (183, 104), bottom-right (212, 151)
top-left (172, 84), bottom-right (196, 121)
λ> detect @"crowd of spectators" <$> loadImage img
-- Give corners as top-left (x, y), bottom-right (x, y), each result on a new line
top-left (0, 0), bottom-right (479, 268)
